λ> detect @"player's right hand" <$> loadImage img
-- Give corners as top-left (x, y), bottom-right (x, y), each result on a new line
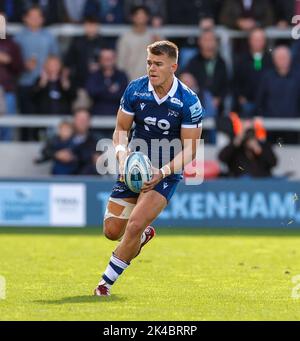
top-left (118, 151), bottom-right (129, 182)
top-left (119, 160), bottom-right (125, 181)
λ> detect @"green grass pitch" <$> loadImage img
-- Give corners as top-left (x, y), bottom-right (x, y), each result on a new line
top-left (1, 227), bottom-right (300, 321)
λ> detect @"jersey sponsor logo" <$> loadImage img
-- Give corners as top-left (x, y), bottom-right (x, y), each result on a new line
top-left (168, 109), bottom-right (180, 118)
top-left (189, 100), bottom-right (203, 123)
top-left (134, 91), bottom-right (151, 97)
top-left (140, 103), bottom-right (146, 111)
top-left (170, 98), bottom-right (184, 107)
top-left (163, 182), bottom-right (169, 190)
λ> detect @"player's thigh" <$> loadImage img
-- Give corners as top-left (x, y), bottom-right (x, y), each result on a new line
top-left (128, 191), bottom-right (167, 231)
top-left (104, 197), bottom-right (137, 239)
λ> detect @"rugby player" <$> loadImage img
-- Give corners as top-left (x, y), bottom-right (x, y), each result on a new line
top-left (94, 41), bottom-right (203, 296)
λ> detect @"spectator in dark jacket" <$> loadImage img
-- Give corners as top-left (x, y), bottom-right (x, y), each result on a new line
top-left (64, 16), bottom-right (109, 90)
top-left (32, 56), bottom-right (75, 115)
top-left (72, 108), bottom-right (99, 175)
top-left (84, 0), bottom-right (124, 24)
top-left (185, 30), bottom-right (228, 114)
top-left (292, 39), bottom-right (300, 73)
top-left (219, 120), bottom-right (277, 178)
top-left (36, 120), bottom-right (78, 175)
top-left (0, 33), bottom-right (23, 140)
top-left (0, 0), bottom-right (62, 24)
top-left (273, 0), bottom-right (300, 28)
top-left (219, 0), bottom-right (274, 30)
top-left (256, 46), bottom-right (300, 118)
top-left (167, 0), bottom-right (221, 25)
top-left (179, 72), bottom-right (216, 118)
top-left (86, 48), bottom-right (128, 116)
top-left (234, 28), bottom-right (273, 117)
top-left (124, 0), bottom-right (167, 24)
top-left (0, 1), bottom-right (21, 22)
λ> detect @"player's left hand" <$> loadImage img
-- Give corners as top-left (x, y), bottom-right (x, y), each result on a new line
top-left (141, 167), bottom-right (163, 193)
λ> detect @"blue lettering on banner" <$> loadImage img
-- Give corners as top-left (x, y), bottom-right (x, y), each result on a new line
top-left (160, 190), bottom-right (299, 225)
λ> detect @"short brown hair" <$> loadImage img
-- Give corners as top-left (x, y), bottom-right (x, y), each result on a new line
top-left (147, 41), bottom-right (179, 62)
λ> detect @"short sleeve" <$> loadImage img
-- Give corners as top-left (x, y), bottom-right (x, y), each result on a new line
top-left (120, 82), bottom-right (135, 116)
top-left (181, 95), bottom-right (204, 128)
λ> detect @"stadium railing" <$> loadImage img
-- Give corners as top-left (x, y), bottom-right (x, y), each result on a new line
top-left (7, 24), bottom-right (295, 71)
top-left (0, 116), bottom-right (299, 131)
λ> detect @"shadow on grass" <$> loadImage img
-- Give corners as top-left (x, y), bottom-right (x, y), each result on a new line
top-left (35, 295), bottom-right (125, 305)
top-left (1, 227), bottom-right (300, 237)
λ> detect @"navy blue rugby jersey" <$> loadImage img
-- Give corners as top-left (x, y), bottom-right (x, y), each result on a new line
top-left (120, 76), bottom-right (204, 180)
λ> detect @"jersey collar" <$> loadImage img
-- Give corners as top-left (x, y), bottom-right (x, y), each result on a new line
top-left (148, 77), bottom-right (178, 105)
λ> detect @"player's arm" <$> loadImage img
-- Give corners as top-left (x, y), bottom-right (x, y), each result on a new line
top-left (168, 126), bottom-right (202, 175)
top-left (113, 109), bottom-right (134, 176)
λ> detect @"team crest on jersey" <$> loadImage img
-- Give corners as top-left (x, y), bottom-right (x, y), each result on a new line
top-left (168, 109), bottom-right (179, 118)
top-left (140, 103), bottom-right (146, 111)
top-left (170, 98), bottom-right (184, 107)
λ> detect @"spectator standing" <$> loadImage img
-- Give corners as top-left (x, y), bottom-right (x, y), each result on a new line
top-left (219, 0), bottom-right (274, 30)
top-left (32, 56), bottom-right (75, 115)
top-left (117, 6), bottom-right (154, 81)
top-left (28, 0), bottom-right (62, 25)
top-left (167, 0), bottom-right (221, 26)
top-left (256, 46), bottom-right (300, 118)
top-left (185, 30), bottom-right (228, 115)
top-left (234, 28), bottom-right (273, 118)
top-left (0, 0), bottom-right (23, 22)
top-left (64, 16), bottom-right (108, 90)
top-left (179, 72), bottom-right (216, 118)
top-left (72, 109), bottom-right (98, 175)
top-left (179, 72), bottom-right (216, 143)
top-left (292, 39), bottom-right (300, 72)
top-left (0, 0), bottom-right (62, 24)
top-left (84, 0), bottom-right (124, 24)
top-left (273, 0), bottom-right (300, 28)
top-left (124, 0), bottom-right (167, 25)
top-left (86, 48), bottom-right (128, 116)
top-left (14, 6), bottom-right (60, 115)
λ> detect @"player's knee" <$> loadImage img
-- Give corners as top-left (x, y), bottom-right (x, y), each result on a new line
top-left (126, 218), bottom-right (144, 238)
top-left (103, 220), bottom-right (121, 241)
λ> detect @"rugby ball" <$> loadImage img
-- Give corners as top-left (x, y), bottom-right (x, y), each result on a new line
top-left (124, 152), bottom-right (153, 193)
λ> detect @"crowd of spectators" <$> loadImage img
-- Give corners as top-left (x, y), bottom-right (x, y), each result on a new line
top-left (0, 1), bottom-right (300, 176)
top-left (1, 1), bottom-right (300, 27)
